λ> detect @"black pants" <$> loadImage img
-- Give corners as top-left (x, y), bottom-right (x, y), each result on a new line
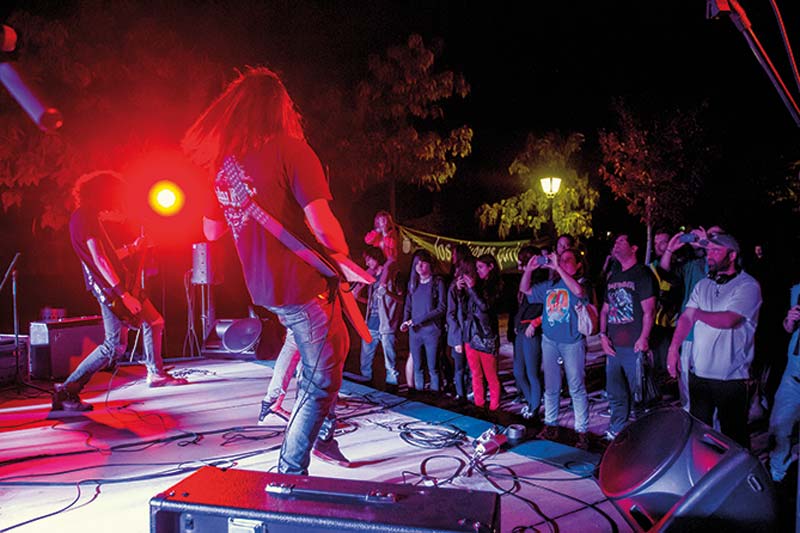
top-left (689, 373), bottom-right (750, 449)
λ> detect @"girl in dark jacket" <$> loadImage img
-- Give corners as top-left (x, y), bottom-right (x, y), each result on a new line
top-left (446, 259), bottom-right (471, 401)
top-left (401, 250), bottom-right (446, 391)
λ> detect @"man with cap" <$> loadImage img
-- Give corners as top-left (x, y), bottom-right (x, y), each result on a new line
top-left (667, 233), bottom-right (762, 448)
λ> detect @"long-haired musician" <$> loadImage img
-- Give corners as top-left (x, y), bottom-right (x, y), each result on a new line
top-left (53, 171), bottom-right (185, 412)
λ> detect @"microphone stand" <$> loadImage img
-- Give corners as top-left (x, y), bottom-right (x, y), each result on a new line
top-left (0, 253), bottom-right (48, 394)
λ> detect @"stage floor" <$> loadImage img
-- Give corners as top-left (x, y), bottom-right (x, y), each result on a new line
top-left (0, 357), bottom-right (632, 532)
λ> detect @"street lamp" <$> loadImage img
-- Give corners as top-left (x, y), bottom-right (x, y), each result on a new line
top-left (540, 177), bottom-right (562, 237)
top-left (540, 176), bottom-right (562, 198)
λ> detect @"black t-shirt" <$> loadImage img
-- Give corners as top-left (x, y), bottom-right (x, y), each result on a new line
top-left (605, 263), bottom-right (656, 348)
top-left (211, 135), bottom-right (331, 307)
top-left (69, 207), bottom-right (127, 302)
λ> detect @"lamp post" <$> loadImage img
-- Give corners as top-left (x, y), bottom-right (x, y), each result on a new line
top-left (540, 176), bottom-right (562, 238)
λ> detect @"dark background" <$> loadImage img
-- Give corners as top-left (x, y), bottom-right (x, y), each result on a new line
top-left (1, 1), bottom-right (799, 356)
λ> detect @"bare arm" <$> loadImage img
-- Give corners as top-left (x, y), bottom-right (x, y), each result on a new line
top-left (635, 296), bottom-right (656, 352)
top-left (669, 307), bottom-right (696, 351)
top-left (599, 302), bottom-right (615, 356)
top-left (87, 237), bottom-right (122, 288)
top-left (304, 199), bottom-right (349, 255)
top-left (555, 266), bottom-right (585, 298)
top-left (519, 256), bottom-right (539, 296)
top-left (694, 309), bottom-right (745, 329)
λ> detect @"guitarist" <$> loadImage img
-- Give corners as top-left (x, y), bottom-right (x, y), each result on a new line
top-left (54, 171), bottom-right (186, 412)
top-left (183, 66), bottom-right (353, 474)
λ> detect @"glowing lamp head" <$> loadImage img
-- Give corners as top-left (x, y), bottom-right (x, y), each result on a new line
top-left (540, 176), bottom-right (562, 198)
top-left (148, 180), bottom-right (184, 216)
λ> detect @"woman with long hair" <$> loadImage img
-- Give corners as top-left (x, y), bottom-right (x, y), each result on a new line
top-left (463, 254), bottom-right (503, 411)
top-left (446, 256), bottom-right (472, 401)
top-left (401, 250), bottom-right (446, 392)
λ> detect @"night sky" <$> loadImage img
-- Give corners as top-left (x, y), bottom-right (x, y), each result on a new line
top-left (2, 1), bottom-right (799, 345)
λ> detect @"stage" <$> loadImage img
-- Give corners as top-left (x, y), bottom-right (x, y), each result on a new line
top-left (0, 357), bottom-right (632, 532)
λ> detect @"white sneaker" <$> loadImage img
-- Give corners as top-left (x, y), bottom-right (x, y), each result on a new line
top-left (147, 373), bottom-right (188, 387)
top-left (603, 429), bottom-right (618, 441)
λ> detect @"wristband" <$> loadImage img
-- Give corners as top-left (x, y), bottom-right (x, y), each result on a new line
top-left (110, 283), bottom-right (126, 299)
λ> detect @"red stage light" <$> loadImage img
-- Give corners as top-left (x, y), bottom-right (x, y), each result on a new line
top-left (148, 180), bottom-right (185, 216)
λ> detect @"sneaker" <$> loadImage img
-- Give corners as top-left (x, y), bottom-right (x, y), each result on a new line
top-left (537, 425), bottom-right (559, 441)
top-left (575, 432), bottom-right (590, 450)
top-left (147, 373), bottom-right (188, 388)
top-left (603, 429), bottom-right (618, 441)
top-left (52, 383), bottom-right (93, 412)
top-left (312, 438), bottom-right (351, 467)
top-left (598, 407), bottom-right (611, 418)
top-left (257, 401), bottom-right (291, 426)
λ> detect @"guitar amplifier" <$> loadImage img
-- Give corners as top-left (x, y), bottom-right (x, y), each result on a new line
top-left (29, 315), bottom-right (105, 380)
top-left (150, 466), bottom-right (500, 533)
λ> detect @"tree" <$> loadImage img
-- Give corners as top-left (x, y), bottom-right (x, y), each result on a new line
top-left (598, 103), bottom-right (708, 262)
top-left (477, 132), bottom-right (598, 240)
top-left (309, 34), bottom-right (472, 217)
top-left (768, 162), bottom-right (800, 215)
top-left (0, 4), bottom-right (230, 237)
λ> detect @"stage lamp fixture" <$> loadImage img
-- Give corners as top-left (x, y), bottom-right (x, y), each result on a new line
top-left (148, 180), bottom-right (185, 216)
top-left (540, 176), bottom-right (562, 198)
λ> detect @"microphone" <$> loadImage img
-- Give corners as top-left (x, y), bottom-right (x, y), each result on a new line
top-left (0, 25), bottom-right (63, 132)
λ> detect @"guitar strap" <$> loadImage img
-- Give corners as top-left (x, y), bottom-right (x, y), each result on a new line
top-left (218, 156), bottom-right (373, 343)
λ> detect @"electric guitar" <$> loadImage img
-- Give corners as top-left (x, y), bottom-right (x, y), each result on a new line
top-left (218, 156), bottom-right (375, 343)
top-left (108, 236), bottom-right (150, 328)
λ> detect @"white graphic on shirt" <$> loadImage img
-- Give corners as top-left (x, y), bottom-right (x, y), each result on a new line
top-left (215, 157), bottom-right (257, 241)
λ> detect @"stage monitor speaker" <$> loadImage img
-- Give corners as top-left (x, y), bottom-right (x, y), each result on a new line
top-left (151, 465), bottom-right (500, 533)
top-left (221, 317), bottom-right (262, 354)
top-left (29, 316), bottom-right (104, 380)
top-left (598, 407), bottom-right (776, 532)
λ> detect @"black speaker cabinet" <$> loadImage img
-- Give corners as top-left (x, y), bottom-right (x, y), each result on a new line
top-left (28, 315), bottom-right (104, 380)
top-left (151, 466), bottom-right (500, 533)
top-left (598, 407), bottom-right (777, 532)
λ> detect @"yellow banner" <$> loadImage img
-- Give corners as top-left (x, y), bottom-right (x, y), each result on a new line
top-left (398, 225), bottom-right (535, 273)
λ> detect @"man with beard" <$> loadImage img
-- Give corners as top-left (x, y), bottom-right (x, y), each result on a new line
top-left (667, 233), bottom-right (762, 448)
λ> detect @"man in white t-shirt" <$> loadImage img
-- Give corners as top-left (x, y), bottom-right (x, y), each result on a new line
top-left (667, 233), bottom-right (762, 448)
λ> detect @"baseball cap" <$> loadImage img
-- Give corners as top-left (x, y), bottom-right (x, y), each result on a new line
top-left (708, 233), bottom-right (740, 255)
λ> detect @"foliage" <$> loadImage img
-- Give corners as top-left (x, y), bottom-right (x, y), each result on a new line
top-left (768, 162), bottom-right (800, 215)
top-left (0, 3), bottom-right (233, 232)
top-left (598, 102), bottom-right (708, 235)
top-left (477, 132), bottom-right (598, 240)
top-left (309, 34), bottom-right (472, 195)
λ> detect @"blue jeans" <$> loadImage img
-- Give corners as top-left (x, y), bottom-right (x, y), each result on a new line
top-left (359, 330), bottom-right (399, 385)
top-left (769, 370), bottom-right (800, 481)
top-left (606, 346), bottom-right (639, 434)
top-left (514, 333), bottom-right (542, 411)
top-left (269, 296), bottom-right (348, 475)
top-left (542, 336), bottom-right (588, 433)
top-left (409, 328), bottom-right (441, 391)
top-left (264, 330), bottom-right (301, 407)
top-left (450, 345), bottom-right (468, 398)
top-left (65, 299), bottom-right (163, 391)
